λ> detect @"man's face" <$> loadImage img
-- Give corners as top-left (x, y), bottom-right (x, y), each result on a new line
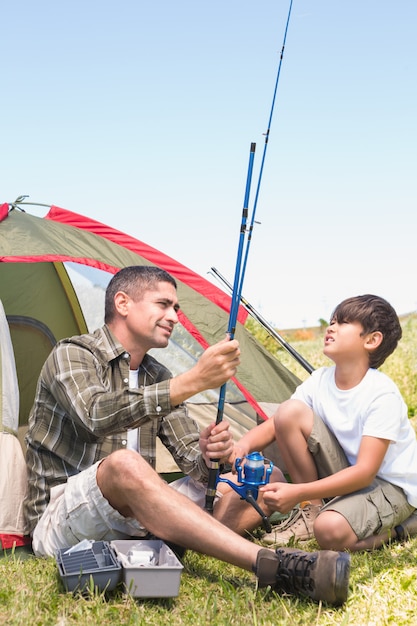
top-left (125, 281), bottom-right (179, 351)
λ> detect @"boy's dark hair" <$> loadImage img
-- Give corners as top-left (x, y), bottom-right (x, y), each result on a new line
top-left (105, 266), bottom-right (177, 323)
top-left (330, 294), bottom-right (402, 369)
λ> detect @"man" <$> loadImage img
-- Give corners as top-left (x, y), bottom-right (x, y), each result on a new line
top-left (24, 266), bottom-right (350, 605)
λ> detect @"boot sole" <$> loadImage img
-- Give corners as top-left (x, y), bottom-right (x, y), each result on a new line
top-left (332, 552), bottom-right (351, 606)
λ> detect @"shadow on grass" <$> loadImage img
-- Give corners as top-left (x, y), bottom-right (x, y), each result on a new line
top-left (350, 537), bottom-right (417, 583)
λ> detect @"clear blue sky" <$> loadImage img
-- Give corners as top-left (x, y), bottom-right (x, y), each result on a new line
top-left (2, 1), bottom-right (416, 328)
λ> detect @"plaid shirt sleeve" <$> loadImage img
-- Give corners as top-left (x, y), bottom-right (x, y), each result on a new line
top-left (157, 408), bottom-right (210, 483)
top-left (24, 326), bottom-right (209, 532)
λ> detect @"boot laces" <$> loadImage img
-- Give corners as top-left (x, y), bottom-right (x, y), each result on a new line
top-left (276, 550), bottom-right (317, 594)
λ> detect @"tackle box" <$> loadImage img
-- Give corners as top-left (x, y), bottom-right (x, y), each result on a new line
top-left (56, 539), bottom-right (183, 598)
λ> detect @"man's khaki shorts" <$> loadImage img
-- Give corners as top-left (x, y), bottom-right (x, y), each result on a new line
top-left (32, 460), bottom-right (213, 557)
top-left (309, 414), bottom-right (415, 540)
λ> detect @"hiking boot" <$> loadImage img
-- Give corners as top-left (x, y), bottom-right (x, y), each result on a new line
top-left (255, 547), bottom-right (350, 606)
top-left (262, 502), bottom-right (321, 546)
top-left (395, 510), bottom-right (417, 541)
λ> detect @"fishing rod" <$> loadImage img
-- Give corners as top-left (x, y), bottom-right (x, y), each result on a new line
top-left (204, 142), bottom-right (256, 515)
top-left (210, 266), bottom-right (314, 374)
top-left (204, 0), bottom-right (295, 515)
top-left (237, 0), bottom-right (294, 300)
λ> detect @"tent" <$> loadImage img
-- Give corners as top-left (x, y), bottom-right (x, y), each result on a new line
top-left (0, 202), bottom-right (300, 548)
top-left (0, 300), bottom-right (28, 549)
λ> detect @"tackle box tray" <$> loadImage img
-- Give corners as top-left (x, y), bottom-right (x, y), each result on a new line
top-left (56, 540), bottom-right (122, 593)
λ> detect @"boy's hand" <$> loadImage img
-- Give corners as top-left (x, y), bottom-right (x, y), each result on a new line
top-left (227, 444), bottom-right (250, 473)
top-left (259, 482), bottom-right (302, 514)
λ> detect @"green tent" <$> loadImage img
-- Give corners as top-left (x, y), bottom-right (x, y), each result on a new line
top-left (0, 202), bottom-right (300, 547)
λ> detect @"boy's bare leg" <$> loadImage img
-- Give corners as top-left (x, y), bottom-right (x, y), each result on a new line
top-left (273, 400), bottom-right (321, 506)
top-left (314, 509), bottom-right (399, 551)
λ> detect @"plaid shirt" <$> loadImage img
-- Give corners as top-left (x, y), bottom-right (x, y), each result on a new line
top-left (24, 324), bottom-right (209, 533)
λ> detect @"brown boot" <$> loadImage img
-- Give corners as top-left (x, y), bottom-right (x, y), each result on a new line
top-left (255, 547), bottom-right (350, 606)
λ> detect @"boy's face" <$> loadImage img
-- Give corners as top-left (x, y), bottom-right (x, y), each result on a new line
top-left (323, 320), bottom-right (369, 364)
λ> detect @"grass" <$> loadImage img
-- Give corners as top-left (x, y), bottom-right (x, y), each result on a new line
top-left (1, 314), bottom-right (417, 625)
top-left (2, 539), bottom-right (417, 625)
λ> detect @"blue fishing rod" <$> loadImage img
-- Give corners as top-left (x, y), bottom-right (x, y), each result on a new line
top-left (238, 0), bottom-right (294, 299)
top-left (204, 1), bottom-right (295, 516)
top-left (204, 142), bottom-right (256, 515)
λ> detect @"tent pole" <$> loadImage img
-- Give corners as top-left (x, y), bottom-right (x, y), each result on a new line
top-left (210, 267), bottom-right (314, 375)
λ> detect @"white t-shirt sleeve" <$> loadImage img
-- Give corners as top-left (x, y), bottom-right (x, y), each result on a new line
top-left (291, 367), bottom-right (325, 409)
top-left (362, 392), bottom-right (403, 442)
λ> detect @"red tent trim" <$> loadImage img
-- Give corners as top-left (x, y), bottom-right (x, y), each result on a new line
top-left (46, 206), bottom-right (248, 325)
top-left (3, 206), bottom-right (264, 416)
top-left (46, 208), bottom-right (262, 412)
top-left (0, 203), bottom-right (9, 222)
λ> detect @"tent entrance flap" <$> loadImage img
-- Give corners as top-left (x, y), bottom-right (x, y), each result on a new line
top-left (0, 261), bottom-right (88, 426)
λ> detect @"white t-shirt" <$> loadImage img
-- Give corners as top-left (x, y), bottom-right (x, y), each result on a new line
top-left (292, 366), bottom-right (417, 507)
top-left (127, 368), bottom-right (139, 451)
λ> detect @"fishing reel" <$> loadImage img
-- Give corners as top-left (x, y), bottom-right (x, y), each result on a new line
top-left (217, 451), bottom-right (273, 532)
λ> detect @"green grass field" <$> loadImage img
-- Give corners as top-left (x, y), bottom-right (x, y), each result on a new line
top-left (2, 534), bottom-right (417, 625)
top-left (1, 314), bottom-right (417, 625)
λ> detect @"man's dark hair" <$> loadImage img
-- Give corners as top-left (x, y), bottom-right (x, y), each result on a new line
top-left (105, 266), bottom-right (177, 323)
top-left (330, 294), bottom-right (402, 369)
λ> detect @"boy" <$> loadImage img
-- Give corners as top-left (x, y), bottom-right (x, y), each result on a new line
top-left (233, 294), bottom-right (417, 551)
